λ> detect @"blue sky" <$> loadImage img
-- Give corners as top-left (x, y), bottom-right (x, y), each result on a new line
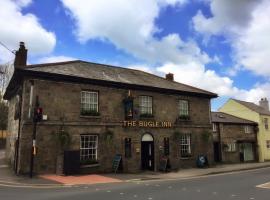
top-left (1, 0), bottom-right (270, 110)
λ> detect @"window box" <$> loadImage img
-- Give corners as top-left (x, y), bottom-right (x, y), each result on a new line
top-left (140, 113), bottom-right (154, 118)
top-left (178, 115), bottom-right (190, 121)
top-left (80, 110), bottom-right (100, 116)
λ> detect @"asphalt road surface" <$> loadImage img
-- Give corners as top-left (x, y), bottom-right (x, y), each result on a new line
top-left (1, 167), bottom-right (270, 200)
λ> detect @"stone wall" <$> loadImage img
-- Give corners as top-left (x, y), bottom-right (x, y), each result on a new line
top-left (5, 96), bottom-right (19, 168)
top-left (16, 78), bottom-right (213, 174)
top-left (215, 123), bottom-right (257, 163)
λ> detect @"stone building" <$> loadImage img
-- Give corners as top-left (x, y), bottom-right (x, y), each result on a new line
top-left (211, 112), bottom-right (258, 163)
top-left (219, 98), bottom-right (270, 162)
top-left (4, 43), bottom-right (217, 175)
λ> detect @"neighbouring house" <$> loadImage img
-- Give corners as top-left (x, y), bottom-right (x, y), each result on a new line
top-left (211, 112), bottom-right (258, 163)
top-left (219, 98), bottom-right (270, 162)
top-left (4, 42), bottom-right (217, 175)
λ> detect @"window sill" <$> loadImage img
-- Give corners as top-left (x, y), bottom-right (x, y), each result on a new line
top-left (80, 115), bottom-right (101, 119)
top-left (180, 156), bottom-right (193, 160)
top-left (80, 163), bottom-right (100, 168)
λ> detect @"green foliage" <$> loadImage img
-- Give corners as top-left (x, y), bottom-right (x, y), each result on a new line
top-left (0, 94), bottom-right (8, 130)
top-left (103, 130), bottom-right (114, 142)
top-left (140, 113), bottom-right (154, 118)
top-left (54, 129), bottom-right (71, 151)
top-left (80, 159), bottom-right (98, 165)
top-left (80, 109), bottom-right (100, 116)
top-left (173, 131), bottom-right (182, 140)
top-left (178, 115), bottom-right (190, 120)
top-left (201, 131), bottom-right (211, 143)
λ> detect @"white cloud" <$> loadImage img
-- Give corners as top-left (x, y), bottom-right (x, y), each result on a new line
top-left (157, 62), bottom-right (270, 104)
top-left (38, 56), bottom-right (77, 64)
top-left (192, 0), bottom-right (270, 78)
top-left (62, 0), bottom-right (270, 105)
top-left (0, 0), bottom-right (56, 63)
top-left (60, 0), bottom-right (205, 64)
top-left (192, 0), bottom-right (261, 36)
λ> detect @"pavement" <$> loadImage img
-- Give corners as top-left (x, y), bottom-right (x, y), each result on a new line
top-left (1, 165), bottom-right (270, 200)
top-left (1, 149), bottom-right (270, 187)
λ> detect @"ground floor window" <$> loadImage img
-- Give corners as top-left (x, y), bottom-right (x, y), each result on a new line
top-left (267, 140), bottom-right (270, 149)
top-left (180, 134), bottom-right (191, 157)
top-left (80, 134), bottom-right (98, 164)
top-left (164, 137), bottom-right (170, 156)
top-left (226, 143), bottom-right (236, 152)
top-left (125, 138), bottom-right (132, 158)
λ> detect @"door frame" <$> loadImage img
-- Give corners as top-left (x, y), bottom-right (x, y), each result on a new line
top-left (141, 133), bottom-right (155, 171)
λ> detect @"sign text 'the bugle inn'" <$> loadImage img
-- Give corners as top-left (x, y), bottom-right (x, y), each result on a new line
top-left (123, 120), bottom-right (172, 128)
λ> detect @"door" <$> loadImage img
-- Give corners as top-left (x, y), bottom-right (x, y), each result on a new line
top-left (213, 142), bottom-right (221, 162)
top-left (243, 143), bottom-right (254, 161)
top-left (141, 141), bottom-right (154, 170)
top-left (141, 133), bottom-right (154, 170)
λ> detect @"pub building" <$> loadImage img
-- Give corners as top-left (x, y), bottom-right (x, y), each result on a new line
top-left (4, 43), bottom-right (217, 175)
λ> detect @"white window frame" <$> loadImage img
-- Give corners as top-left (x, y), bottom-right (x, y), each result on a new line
top-left (179, 100), bottom-right (189, 116)
top-left (227, 143), bottom-right (236, 152)
top-left (180, 134), bottom-right (191, 157)
top-left (213, 123), bottom-right (217, 132)
top-left (81, 91), bottom-right (99, 113)
top-left (139, 96), bottom-right (153, 115)
top-left (266, 141), bottom-right (270, 149)
top-left (244, 125), bottom-right (252, 134)
top-left (80, 134), bottom-right (98, 162)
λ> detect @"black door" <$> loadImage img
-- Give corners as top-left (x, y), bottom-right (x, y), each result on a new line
top-left (213, 142), bottom-right (221, 162)
top-left (141, 141), bottom-right (154, 170)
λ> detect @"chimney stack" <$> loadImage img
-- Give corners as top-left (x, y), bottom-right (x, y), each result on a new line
top-left (259, 98), bottom-right (269, 111)
top-left (14, 42), bottom-right (27, 68)
top-left (165, 73), bottom-right (174, 81)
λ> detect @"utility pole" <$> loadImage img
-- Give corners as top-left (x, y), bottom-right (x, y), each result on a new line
top-left (29, 95), bottom-right (42, 178)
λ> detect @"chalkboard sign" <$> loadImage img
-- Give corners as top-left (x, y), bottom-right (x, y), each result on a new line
top-left (159, 158), bottom-right (168, 172)
top-left (112, 154), bottom-right (122, 173)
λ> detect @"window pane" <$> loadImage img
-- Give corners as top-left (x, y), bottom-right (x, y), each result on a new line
top-left (139, 96), bottom-right (153, 115)
top-left (179, 100), bottom-right (189, 116)
top-left (81, 91), bottom-right (99, 114)
top-left (80, 135), bottom-right (98, 162)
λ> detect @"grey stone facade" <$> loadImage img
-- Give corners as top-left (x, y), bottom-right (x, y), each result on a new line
top-left (4, 43), bottom-right (217, 175)
top-left (8, 78), bottom-right (214, 174)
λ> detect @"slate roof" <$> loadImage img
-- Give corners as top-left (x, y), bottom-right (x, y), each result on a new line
top-left (232, 99), bottom-right (270, 116)
top-left (20, 60), bottom-right (217, 97)
top-left (211, 112), bottom-right (257, 124)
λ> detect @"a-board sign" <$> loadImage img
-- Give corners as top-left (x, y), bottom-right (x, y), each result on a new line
top-left (159, 158), bottom-right (168, 172)
top-left (112, 154), bottom-right (122, 173)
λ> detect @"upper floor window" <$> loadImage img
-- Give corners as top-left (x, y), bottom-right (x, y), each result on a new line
top-left (81, 91), bottom-right (99, 116)
top-left (180, 134), bottom-right (191, 157)
top-left (244, 125), bottom-right (252, 134)
top-left (179, 100), bottom-right (189, 117)
top-left (213, 123), bottom-right (217, 132)
top-left (80, 134), bottom-right (98, 165)
top-left (266, 140), bottom-right (270, 149)
top-left (139, 96), bottom-right (153, 116)
top-left (264, 118), bottom-right (269, 130)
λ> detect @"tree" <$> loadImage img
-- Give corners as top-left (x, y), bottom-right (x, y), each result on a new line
top-left (0, 93), bottom-right (8, 131)
top-left (0, 62), bottom-right (14, 94)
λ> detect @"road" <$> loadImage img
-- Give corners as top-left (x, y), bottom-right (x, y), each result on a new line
top-left (1, 167), bottom-right (270, 200)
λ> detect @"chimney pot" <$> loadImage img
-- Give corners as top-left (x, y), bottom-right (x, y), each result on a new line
top-left (165, 73), bottom-right (174, 81)
top-left (259, 97), bottom-right (269, 111)
top-left (14, 42), bottom-right (27, 68)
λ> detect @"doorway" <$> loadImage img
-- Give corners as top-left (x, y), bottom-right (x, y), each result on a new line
top-left (141, 134), bottom-right (154, 170)
top-left (213, 142), bottom-right (222, 162)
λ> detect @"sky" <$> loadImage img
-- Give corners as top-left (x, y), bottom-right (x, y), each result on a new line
top-left (1, 0), bottom-right (270, 110)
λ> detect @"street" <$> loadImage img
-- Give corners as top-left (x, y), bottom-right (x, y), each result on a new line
top-left (1, 167), bottom-right (270, 200)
